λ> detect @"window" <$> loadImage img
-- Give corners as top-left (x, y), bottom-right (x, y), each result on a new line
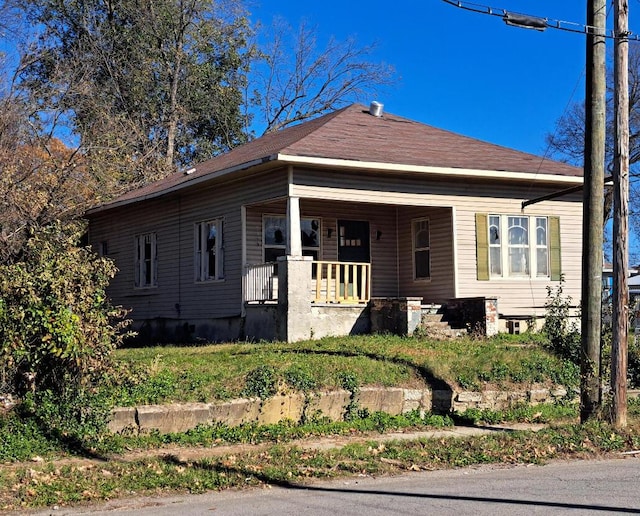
top-left (507, 216), bottom-right (530, 276)
top-left (488, 215), bottom-right (502, 276)
top-left (412, 218), bottom-right (431, 280)
top-left (134, 233), bottom-right (157, 288)
top-left (195, 219), bottom-right (224, 282)
top-left (263, 216), bottom-right (320, 262)
top-left (476, 214), bottom-right (560, 280)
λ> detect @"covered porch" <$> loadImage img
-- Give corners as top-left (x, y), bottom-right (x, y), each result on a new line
top-left (241, 196), bottom-right (457, 299)
top-left (239, 196), bottom-right (496, 342)
top-left (243, 260), bottom-right (372, 305)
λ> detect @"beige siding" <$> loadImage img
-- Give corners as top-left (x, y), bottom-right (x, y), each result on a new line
top-left (397, 207), bottom-right (456, 303)
top-left (290, 168), bottom-right (582, 315)
top-left (454, 197), bottom-right (582, 318)
top-left (90, 163), bottom-right (582, 327)
top-left (89, 169), bottom-right (289, 322)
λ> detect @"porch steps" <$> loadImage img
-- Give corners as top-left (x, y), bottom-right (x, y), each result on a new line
top-left (419, 304), bottom-right (466, 338)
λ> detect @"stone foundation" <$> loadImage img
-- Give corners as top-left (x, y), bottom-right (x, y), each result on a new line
top-left (451, 385), bottom-right (570, 412)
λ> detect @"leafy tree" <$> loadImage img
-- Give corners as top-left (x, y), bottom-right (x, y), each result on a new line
top-left (17, 0), bottom-right (253, 189)
top-left (250, 18), bottom-right (396, 135)
top-left (0, 135), bottom-right (95, 262)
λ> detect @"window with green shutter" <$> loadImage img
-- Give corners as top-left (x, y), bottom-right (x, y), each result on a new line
top-left (476, 213), bottom-right (561, 281)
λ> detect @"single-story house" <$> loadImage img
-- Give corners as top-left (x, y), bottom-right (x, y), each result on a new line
top-left (86, 103), bottom-right (584, 343)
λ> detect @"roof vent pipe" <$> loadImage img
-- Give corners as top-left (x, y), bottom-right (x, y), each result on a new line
top-left (369, 101), bottom-right (384, 117)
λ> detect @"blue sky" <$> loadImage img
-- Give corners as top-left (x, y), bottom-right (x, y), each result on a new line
top-left (248, 0), bottom-right (636, 159)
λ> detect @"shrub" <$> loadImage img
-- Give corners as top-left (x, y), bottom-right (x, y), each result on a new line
top-left (0, 223), bottom-right (130, 438)
top-left (542, 277), bottom-right (581, 364)
top-left (243, 365), bottom-right (278, 399)
top-left (284, 364), bottom-right (317, 392)
top-left (0, 223), bottom-right (129, 396)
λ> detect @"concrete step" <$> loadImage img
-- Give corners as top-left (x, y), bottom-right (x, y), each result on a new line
top-left (421, 303), bottom-right (443, 315)
top-left (422, 320), bottom-right (450, 329)
top-left (422, 313), bottom-right (446, 323)
top-left (419, 322), bottom-right (466, 339)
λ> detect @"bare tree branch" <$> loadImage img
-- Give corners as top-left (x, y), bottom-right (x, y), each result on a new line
top-left (253, 19), bottom-right (396, 135)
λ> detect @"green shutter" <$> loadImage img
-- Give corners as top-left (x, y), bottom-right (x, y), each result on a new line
top-left (549, 216), bottom-right (561, 281)
top-left (475, 213), bottom-right (490, 281)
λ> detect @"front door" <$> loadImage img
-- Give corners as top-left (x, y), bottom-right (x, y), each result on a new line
top-left (337, 220), bottom-right (370, 300)
top-left (338, 220), bottom-right (370, 263)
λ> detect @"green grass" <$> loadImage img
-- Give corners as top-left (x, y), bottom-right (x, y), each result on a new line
top-left (456, 401), bottom-right (579, 425)
top-left (107, 333), bottom-right (578, 406)
top-left (3, 419), bottom-right (640, 511)
top-left (0, 333), bottom-right (633, 510)
top-left (0, 408), bottom-right (453, 461)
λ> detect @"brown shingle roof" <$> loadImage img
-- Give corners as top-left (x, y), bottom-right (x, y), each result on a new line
top-left (89, 103), bottom-right (582, 212)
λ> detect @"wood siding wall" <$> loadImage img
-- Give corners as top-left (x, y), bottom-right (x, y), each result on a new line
top-left (290, 168), bottom-right (583, 317)
top-left (90, 164), bottom-right (582, 328)
top-left (397, 206), bottom-right (456, 303)
top-left (89, 168), bottom-right (289, 322)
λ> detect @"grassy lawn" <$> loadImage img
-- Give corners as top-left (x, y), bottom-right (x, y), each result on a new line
top-left (2, 415), bottom-right (640, 510)
top-left (109, 333), bottom-right (578, 406)
top-left (3, 332), bottom-right (640, 511)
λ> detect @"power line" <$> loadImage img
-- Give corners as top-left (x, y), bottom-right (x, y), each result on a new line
top-left (442, 0), bottom-right (639, 40)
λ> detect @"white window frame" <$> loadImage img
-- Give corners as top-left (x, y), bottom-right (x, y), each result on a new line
top-left (412, 217), bottom-right (431, 281)
top-left (262, 215), bottom-right (321, 263)
top-left (194, 219), bottom-right (224, 282)
top-left (488, 214), bottom-right (550, 279)
top-left (134, 232), bottom-right (157, 288)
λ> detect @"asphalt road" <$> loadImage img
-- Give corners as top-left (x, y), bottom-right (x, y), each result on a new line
top-left (31, 457), bottom-right (640, 516)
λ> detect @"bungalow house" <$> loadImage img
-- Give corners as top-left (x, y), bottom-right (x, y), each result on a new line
top-left (86, 103), bottom-right (584, 343)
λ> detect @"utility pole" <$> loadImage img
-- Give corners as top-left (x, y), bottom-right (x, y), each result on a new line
top-left (611, 0), bottom-right (630, 428)
top-left (580, 0), bottom-right (606, 422)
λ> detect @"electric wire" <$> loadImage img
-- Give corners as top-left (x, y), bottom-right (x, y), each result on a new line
top-left (442, 0), bottom-right (637, 40)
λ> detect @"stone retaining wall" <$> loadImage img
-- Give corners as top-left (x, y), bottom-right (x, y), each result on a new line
top-left (451, 385), bottom-right (570, 412)
top-left (108, 384), bottom-right (578, 435)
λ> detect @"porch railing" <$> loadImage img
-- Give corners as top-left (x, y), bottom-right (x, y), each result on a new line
top-left (312, 261), bottom-right (370, 304)
top-left (243, 262), bottom-right (277, 302)
top-left (243, 261), bottom-right (370, 304)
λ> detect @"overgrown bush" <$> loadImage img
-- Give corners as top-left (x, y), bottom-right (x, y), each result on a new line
top-left (0, 223), bottom-right (130, 433)
top-left (542, 277), bottom-right (581, 363)
top-left (544, 277), bottom-right (640, 388)
top-left (284, 364), bottom-right (317, 392)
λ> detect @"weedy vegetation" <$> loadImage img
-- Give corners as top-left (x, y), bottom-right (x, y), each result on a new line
top-left (2, 285), bottom-right (640, 512)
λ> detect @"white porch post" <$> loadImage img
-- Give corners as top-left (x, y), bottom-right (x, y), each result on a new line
top-left (287, 196), bottom-right (302, 257)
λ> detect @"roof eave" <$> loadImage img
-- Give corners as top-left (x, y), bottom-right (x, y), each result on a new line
top-left (275, 154), bottom-right (584, 185)
top-left (86, 152), bottom-right (583, 216)
top-left (86, 155), bottom-right (279, 215)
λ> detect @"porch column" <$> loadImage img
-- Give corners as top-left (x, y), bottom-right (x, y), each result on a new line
top-left (286, 196), bottom-right (302, 257)
top-left (276, 255), bottom-right (313, 342)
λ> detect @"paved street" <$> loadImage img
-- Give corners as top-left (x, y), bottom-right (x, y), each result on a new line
top-left (31, 457), bottom-right (640, 515)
